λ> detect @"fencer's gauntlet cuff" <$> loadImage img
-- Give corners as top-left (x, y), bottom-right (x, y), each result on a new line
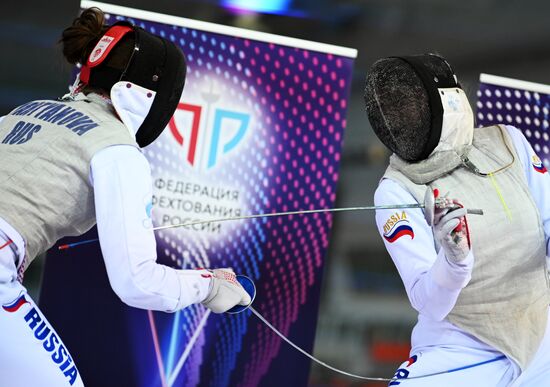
top-left (201, 269), bottom-right (252, 314)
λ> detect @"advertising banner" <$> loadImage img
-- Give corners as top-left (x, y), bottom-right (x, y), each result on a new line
top-left (40, 2), bottom-right (357, 386)
top-left (477, 73), bottom-right (550, 167)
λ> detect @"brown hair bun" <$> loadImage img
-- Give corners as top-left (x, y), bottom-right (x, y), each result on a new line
top-left (60, 7), bottom-right (109, 65)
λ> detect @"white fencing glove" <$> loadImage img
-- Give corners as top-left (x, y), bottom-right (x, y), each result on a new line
top-left (424, 188), bottom-right (453, 226)
top-left (425, 188), bottom-right (471, 262)
top-left (433, 201), bottom-right (471, 263)
top-left (201, 269), bottom-right (252, 314)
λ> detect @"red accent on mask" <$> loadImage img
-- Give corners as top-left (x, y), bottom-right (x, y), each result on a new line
top-left (80, 25), bottom-right (133, 84)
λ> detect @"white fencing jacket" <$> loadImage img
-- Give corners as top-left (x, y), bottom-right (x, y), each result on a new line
top-left (374, 125), bottom-right (550, 358)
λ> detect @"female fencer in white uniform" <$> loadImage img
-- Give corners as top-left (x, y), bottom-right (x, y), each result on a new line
top-left (365, 54), bottom-right (550, 386)
top-left (0, 8), bottom-right (250, 386)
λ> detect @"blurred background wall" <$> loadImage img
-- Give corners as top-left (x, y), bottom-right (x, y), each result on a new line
top-left (2, 0), bottom-right (550, 385)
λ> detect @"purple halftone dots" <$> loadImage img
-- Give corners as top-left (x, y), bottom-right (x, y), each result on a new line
top-left (477, 81), bottom-right (550, 166)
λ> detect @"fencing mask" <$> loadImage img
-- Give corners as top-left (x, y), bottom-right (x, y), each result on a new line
top-left (364, 54), bottom-right (474, 162)
top-left (79, 22), bottom-right (186, 147)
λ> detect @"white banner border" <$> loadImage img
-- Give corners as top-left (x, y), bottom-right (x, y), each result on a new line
top-left (480, 73), bottom-right (550, 95)
top-left (81, 0), bottom-right (358, 58)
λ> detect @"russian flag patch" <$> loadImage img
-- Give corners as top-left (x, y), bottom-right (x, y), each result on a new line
top-left (383, 211), bottom-right (414, 243)
top-left (532, 155), bottom-right (547, 174)
top-left (2, 294), bottom-right (29, 313)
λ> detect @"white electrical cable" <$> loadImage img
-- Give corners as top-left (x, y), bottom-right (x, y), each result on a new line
top-left (249, 306), bottom-right (507, 382)
top-left (249, 306), bottom-right (394, 382)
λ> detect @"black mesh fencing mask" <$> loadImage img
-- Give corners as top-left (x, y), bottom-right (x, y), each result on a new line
top-left (364, 54), bottom-right (460, 162)
top-left (81, 22), bottom-right (187, 147)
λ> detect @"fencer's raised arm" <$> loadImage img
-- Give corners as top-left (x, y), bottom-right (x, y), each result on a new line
top-left (90, 145), bottom-right (212, 312)
top-left (374, 179), bottom-right (474, 321)
top-left (505, 125), bottom-right (550, 254)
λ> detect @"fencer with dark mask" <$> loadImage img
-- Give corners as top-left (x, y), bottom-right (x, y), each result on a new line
top-left (0, 8), bottom-right (250, 386)
top-left (365, 54), bottom-right (550, 386)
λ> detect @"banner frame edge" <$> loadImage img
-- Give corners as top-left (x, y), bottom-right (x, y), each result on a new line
top-left (80, 0), bottom-right (358, 59)
top-left (480, 73), bottom-right (550, 95)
